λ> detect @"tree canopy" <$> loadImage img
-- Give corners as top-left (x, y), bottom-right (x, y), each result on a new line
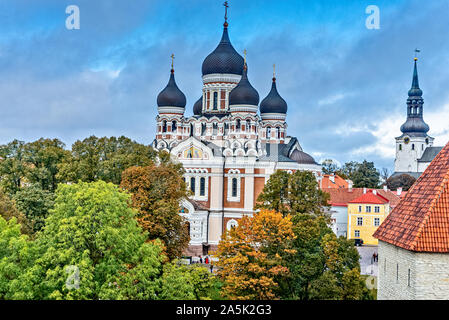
top-left (256, 170), bottom-right (330, 218)
top-left (120, 153), bottom-right (190, 260)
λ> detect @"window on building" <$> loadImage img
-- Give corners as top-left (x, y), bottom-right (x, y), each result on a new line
top-left (236, 119), bottom-right (241, 131)
top-left (200, 177), bottom-right (206, 196)
top-left (358, 206), bottom-right (362, 213)
top-left (375, 206), bottom-right (380, 213)
top-left (232, 178), bottom-right (238, 197)
top-left (374, 218), bottom-right (380, 226)
top-left (357, 217), bottom-right (363, 226)
top-left (213, 92), bottom-right (218, 110)
top-left (354, 230), bottom-right (360, 238)
top-left (396, 264), bottom-right (399, 282)
top-left (190, 177), bottom-right (195, 194)
top-left (408, 269), bottom-right (411, 287)
top-left (366, 206), bottom-right (372, 213)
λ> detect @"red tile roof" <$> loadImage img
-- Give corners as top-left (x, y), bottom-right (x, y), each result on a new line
top-left (321, 174), bottom-right (349, 189)
top-left (374, 142), bottom-right (449, 253)
top-left (324, 188), bottom-right (401, 208)
top-left (349, 191), bottom-right (389, 204)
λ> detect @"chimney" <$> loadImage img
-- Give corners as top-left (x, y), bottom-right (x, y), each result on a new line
top-left (347, 180), bottom-right (353, 191)
top-left (330, 174), bottom-right (335, 183)
top-left (397, 187), bottom-right (402, 196)
top-left (363, 187), bottom-right (367, 194)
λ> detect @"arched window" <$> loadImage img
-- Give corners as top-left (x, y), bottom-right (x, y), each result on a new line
top-left (213, 92), bottom-right (218, 110)
top-left (232, 178), bottom-right (238, 197)
top-left (200, 177), bottom-right (206, 196)
top-left (190, 177), bottom-right (196, 193)
top-left (267, 127), bottom-right (271, 139)
top-left (227, 219), bottom-right (238, 231)
top-left (162, 120), bottom-right (167, 133)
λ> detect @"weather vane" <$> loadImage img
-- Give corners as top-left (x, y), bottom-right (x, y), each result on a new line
top-left (414, 48), bottom-right (420, 61)
top-left (171, 53), bottom-right (175, 69)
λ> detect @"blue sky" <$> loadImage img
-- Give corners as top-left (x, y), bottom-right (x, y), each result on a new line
top-left (0, 0), bottom-right (448, 172)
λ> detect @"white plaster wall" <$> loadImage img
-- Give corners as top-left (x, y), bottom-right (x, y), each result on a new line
top-left (378, 241), bottom-right (449, 300)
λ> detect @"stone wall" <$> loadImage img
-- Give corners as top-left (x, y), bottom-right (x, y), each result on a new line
top-left (378, 240), bottom-right (449, 300)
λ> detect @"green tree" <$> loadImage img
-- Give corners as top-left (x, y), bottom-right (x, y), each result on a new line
top-left (160, 263), bottom-right (215, 300)
top-left (120, 154), bottom-right (190, 260)
top-left (58, 136), bottom-right (156, 184)
top-left (0, 191), bottom-right (33, 235)
top-left (256, 170), bottom-right (330, 218)
top-left (0, 217), bottom-right (36, 298)
top-left (23, 138), bottom-right (70, 192)
top-left (13, 185), bottom-right (55, 233)
top-left (285, 216), bottom-right (368, 300)
top-left (6, 181), bottom-right (166, 300)
top-left (341, 160), bottom-right (380, 188)
top-left (321, 159), bottom-right (339, 175)
top-left (0, 140), bottom-right (27, 194)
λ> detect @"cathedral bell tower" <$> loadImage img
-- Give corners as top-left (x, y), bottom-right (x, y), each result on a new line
top-left (394, 56), bottom-right (433, 174)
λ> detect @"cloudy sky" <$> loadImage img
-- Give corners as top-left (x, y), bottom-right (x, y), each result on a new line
top-left (1, 0), bottom-right (448, 172)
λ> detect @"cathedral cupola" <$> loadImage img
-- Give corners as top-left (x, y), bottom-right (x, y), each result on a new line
top-left (193, 97), bottom-right (203, 116)
top-left (229, 58), bottom-right (259, 113)
top-left (201, 2), bottom-right (244, 77)
top-left (400, 57), bottom-right (430, 137)
top-left (260, 68), bottom-right (288, 121)
top-left (157, 55), bottom-right (186, 115)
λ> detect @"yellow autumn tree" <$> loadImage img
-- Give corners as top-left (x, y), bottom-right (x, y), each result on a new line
top-left (215, 209), bottom-right (296, 300)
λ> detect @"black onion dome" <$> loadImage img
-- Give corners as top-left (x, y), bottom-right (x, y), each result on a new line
top-left (289, 149), bottom-right (317, 165)
top-left (202, 26), bottom-right (244, 76)
top-left (400, 118), bottom-right (429, 135)
top-left (229, 66), bottom-right (259, 106)
top-left (157, 69), bottom-right (186, 108)
top-left (193, 97), bottom-right (203, 115)
top-left (260, 78), bottom-right (288, 114)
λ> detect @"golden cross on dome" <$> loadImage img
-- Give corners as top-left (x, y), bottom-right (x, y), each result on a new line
top-left (224, 1), bottom-right (229, 22)
top-left (171, 53), bottom-right (175, 69)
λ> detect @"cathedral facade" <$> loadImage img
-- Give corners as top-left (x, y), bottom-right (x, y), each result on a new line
top-left (152, 9), bottom-right (321, 256)
top-left (393, 58), bottom-right (443, 179)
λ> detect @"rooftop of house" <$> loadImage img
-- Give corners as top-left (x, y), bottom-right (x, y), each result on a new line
top-left (324, 187), bottom-right (402, 208)
top-left (374, 141), bottom-right (449, 253)
top-left (348, 190), bottom-right (389, 205)
top-left (321, 174), bottom-right (350, 189)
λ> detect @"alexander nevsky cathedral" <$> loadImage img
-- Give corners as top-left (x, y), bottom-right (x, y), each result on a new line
top-left (152, 3), bottom-right (321, 255)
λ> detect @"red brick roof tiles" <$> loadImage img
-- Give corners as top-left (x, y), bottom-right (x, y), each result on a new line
top-left (349, 191), bottom-right (389, 204)
top-left (374, 142), bottom-right (449, 253)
